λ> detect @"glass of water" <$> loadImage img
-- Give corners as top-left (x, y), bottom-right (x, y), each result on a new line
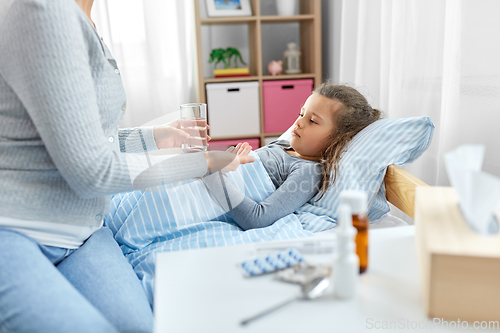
top-left (180, 103), bottom-right (208, 153)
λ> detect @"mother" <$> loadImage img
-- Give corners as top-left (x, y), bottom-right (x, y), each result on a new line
top-left (0, 0), bottom-right (252, 332)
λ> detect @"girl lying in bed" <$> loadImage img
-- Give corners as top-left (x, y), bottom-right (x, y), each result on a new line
top-left (200, 83), bottom-right (382, 230)
top-left (104, 82), bottom-right (382, 305)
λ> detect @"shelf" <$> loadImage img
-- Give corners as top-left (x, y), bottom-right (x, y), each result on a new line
top-left (200, 15), bottom-right (314, 25)
top-left (200, 16), bottom-right (257, 25)
top-left (210, 134), bottom-right (261, 141)
top-left (210, 133), bottom-right (285, 141)
top-left (203, 74), bottom-right (316, 83)
top-left (204, 76), bottom-right (260, 83)
top-left (262, 74), bottom-right (316, 80)
top-left (260, 14), bottom-right (315, 23)
top-left (194, 0), bottom-right (321, 148)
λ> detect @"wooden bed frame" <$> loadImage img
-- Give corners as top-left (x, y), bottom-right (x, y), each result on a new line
top-left (384, 165), bottom-right (428, 219)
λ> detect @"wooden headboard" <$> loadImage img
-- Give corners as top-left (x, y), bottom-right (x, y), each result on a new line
top-left (384, 165), bottom-right (428, 219)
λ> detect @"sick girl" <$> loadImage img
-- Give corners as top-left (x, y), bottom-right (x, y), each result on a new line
top-left (202, 83), bottom-right (382, 230)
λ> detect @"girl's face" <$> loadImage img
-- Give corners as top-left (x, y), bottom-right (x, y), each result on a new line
top-left (289, 93), bottom-right (341, 159)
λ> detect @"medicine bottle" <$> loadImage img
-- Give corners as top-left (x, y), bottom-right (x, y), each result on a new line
top-left (340, 190), bottom-right (369, 274)
top-left (332, 204), bottom-right (358, 299)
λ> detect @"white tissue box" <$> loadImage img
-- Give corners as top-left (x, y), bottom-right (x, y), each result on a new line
top-left (415, 186), bottom-right (500, 322)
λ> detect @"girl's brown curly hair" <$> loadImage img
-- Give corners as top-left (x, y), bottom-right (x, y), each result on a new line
top-left (315, 83), bottom-right (382, 199)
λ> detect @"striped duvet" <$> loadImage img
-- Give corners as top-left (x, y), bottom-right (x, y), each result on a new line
top-left (104, 152), bottom-right (334, 305)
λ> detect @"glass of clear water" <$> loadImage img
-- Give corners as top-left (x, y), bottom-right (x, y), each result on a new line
top-left (180, 103), bottom-right (207, 153)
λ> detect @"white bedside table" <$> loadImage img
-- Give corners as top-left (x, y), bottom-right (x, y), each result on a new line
top-left (153, 226), bottom-right (494, 332)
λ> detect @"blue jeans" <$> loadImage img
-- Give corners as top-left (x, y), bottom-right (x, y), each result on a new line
top-left (0, 227), bottom-right (153, 333)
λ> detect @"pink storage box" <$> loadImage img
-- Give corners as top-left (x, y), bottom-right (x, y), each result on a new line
top-left (208, 138), bottom-right (260, 151)
top-left (262, 79), bottom-right (314, 133)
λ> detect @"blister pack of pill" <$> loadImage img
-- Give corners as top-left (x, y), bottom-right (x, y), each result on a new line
top-left (239, 248), bottom-right (304, 277)
top-left (274, 262), bottom-right (331, 285)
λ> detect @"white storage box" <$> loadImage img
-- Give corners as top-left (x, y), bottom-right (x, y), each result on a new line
top-left (206, 81), bottom-right (260, 137)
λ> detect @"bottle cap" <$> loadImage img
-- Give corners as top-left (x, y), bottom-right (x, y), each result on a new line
top-left (338, 203), bottom-right (352, 231)
top-left (340, 190), bottom-right (367, 214)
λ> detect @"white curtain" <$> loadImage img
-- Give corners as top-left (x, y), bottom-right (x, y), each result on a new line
top-left (91, 0), bottom-right (197, 128)
top-left (329, 0), bottom-right (500, 186)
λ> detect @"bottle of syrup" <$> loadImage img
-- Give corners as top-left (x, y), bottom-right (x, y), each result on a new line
top-left (340, 191), bottom-right (369, 274)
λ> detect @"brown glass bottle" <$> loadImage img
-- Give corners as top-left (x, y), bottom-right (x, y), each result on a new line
top-left (340, 190), bottom-right (369, 274)
top-left (352, 212), bottom-right (369, 274)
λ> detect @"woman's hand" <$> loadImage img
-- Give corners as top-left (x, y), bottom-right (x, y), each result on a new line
top-left (205, 142), bottom-right (255, 173)
top-left (153, 119), bottom-right (210, 149)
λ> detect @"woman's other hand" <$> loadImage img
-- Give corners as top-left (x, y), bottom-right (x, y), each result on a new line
top-left (205, 142), bottom-right (255, 173)
top-left (153, 119), bottom-right (211, 149)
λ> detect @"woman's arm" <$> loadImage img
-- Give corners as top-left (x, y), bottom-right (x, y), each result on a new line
top-left (119, 119), bottom-right (211, 154)
top-left (119, 127), bottom-right (158, 154)
top-left (0, 0), bottom-right (208, 198)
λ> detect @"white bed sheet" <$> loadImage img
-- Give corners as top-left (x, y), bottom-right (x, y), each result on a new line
top-left (314, 204), bottom-right (411, 238)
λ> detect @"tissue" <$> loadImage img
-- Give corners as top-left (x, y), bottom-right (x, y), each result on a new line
top-left (444, 144), bottom-right (500, 235)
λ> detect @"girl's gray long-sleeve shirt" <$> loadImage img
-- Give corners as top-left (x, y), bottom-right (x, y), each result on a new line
top-left (0, 0), bottom-right (207, 230)
top-left (202, 141), bottom-right (322, 230)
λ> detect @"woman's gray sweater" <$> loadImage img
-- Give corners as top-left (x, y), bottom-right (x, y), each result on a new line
top-left (0, 0), bottom-right (207, 230)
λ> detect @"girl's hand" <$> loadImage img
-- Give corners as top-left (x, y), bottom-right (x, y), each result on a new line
top-left (225, 142), bottom-right (252, 157)
top-left (153, 119), bottom-right (211, 149)
top-left (205, 142), bottom-right (255, 173)
top-left (222, 142), bottom-right (254, 172)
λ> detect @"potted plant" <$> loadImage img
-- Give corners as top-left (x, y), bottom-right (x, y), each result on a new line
top-left (209, 47), bottom-right (249, 78)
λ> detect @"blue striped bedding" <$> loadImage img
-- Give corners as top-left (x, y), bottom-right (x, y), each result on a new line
top-left (104, 152), bottom-right (329, 305)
